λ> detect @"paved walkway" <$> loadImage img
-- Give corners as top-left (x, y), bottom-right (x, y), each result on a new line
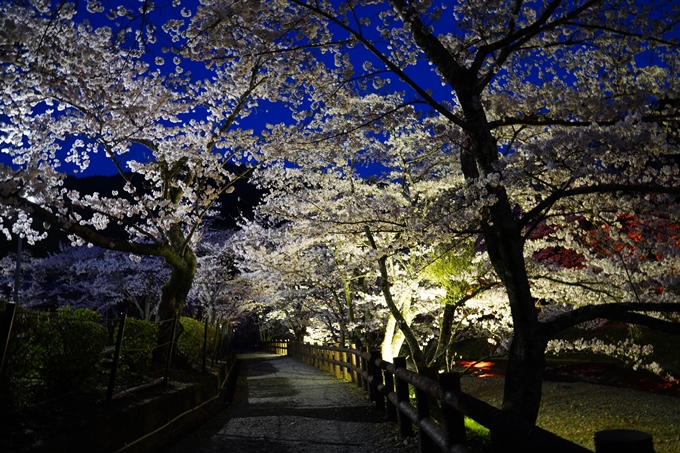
top-left (166, 352), bottom-right (409, 453)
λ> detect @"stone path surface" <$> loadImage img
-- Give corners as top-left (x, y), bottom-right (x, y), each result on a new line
top-left (166, 352), bottom-right (413, 453)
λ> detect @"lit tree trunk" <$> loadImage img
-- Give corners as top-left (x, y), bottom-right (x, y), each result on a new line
top-left (458, 89), bottom-right (546, 423)
top-left (156, 254), bottom-right (197, 327)
top-left (381, 313), bottom-right (407, 362)
top-left (156, 224), bottom-right (198, 347)
top-left (429, 301), bottom-right (458, 369)
top-left (483, 213), bottom-right (545, 424)
top-left (364, 226), bottom-right (431, 373)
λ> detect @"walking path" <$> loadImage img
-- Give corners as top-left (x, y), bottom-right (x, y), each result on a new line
top-left (165, 351), bottom-right (680, 453)
top-left (166, 352), bottom-right (413, 453)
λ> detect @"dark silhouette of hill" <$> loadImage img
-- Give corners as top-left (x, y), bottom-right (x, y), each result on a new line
top-left (0, 170), bottom-right (263, 258)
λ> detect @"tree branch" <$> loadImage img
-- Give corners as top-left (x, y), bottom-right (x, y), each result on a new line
top-left (291, 0), bottom-right (469, 131)
top-left (488, 112), bottom-right (680, 130)
top-left (520, 183), bottom-right (680, 228)
top-left (542, 302), bottom-right (680, 340)
top-left (11, 196), bottom-right (163, 257)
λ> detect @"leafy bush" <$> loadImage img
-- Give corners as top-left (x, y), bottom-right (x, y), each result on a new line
top-left (0, 301), bottom-right (44, 408)
top-left (40, 307), bottom-right (107, 392)
top-left (0, 304), bottom-right (107, 408)
top-left (176, 317), bottom-right (216, 363)
top-left (116, 318), bottom-right (158, 373)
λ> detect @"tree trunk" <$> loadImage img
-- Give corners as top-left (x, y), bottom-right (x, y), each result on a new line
top-left (381, 313), bottom-right (407, 362)
top-left (155, 226), bottom-right (198, 352)
top-left (364, 226), bottom-right (430, 372)
top-left (156, 254), bottom-right (197, 323)
top-left (484, 194), bottom-right (545, 424)
top-left (382, 313), bottom-right (398, 361)
top-left (429, 299), bottom-right (457, 369)
top-left (451, 85), bottom-right (546, 424)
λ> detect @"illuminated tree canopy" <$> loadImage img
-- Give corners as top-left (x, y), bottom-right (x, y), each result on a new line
top-left (2, 0), bottom-right (680, 427)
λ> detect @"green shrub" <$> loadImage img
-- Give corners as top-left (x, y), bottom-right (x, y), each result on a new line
top-left (176, 317), bottom-right (216, 362)
top-left (40, 307), bottom-right (107, 392)
top-left (117, 318), bottom-right (158, 373)
top-left (0, 305), bottom-right (107, 407)
top-left (0, 302), bottom-right (44, 408)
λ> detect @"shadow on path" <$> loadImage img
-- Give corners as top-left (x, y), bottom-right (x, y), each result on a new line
top-left (165, 352), bottom-right (405, 453)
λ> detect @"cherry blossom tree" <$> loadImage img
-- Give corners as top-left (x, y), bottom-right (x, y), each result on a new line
top-left (186, 230), bottom-right (253, 326)
top-left (231, 219), bottom-right (389, 346)
top-left (0, 245), bottom-right (167, 319)
top-left (234, 128), bottom-right (504, 375)
top-left (188, 0), bottom-right (680, 425)
top-left (0, 1), bottom-right (312, 344)
top-left (4, 0), bottom-right (680, 427)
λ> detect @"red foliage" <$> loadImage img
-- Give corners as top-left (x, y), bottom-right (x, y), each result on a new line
top-left (533, 246), bottom-right (586, 269)
top-left (531, 212), bottom-right (680, 287)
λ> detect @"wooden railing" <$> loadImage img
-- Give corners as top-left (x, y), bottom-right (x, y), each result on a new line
top-left (261, 340), bottom-right (655, 453)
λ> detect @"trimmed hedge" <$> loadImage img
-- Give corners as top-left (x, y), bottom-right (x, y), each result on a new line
top-left (177, 316), bottom-right (216, 363)
top-left (117, 318), bottom-right (158, 373)
top-left (41, 307), bottom-right (107, 392)
top-left (0, 303), bottom-right (107, 408)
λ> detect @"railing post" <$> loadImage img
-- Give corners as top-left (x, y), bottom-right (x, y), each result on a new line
top-left (439, 371), bottom-right (465, 448)
top-left (342, 347), bottom-right (350, 382)
top-left (313, 344), bottom-right (318, 368)
top-left (384, 367), bottom-right (397, 422)
top-left (334, 343), bottom-right (341, 379)
top-left (201, 316), bottom-right (209, 373)
top-left (0, 302), bottom-right (17, 376)
top-left (326, 345), bottom-right (333, 373)
top-left (163, 316), bottom-right (178, 387)
top-left (394, 357), bottom-right (414, 438)
top-left (594, 430), bottom-right (654, 453)
top-left (360, 347), bottom-right (368, 392)
top-left (350, 343), bottom-right (359, 385)
top-left (352, 348), bottom-right (364, 388)
top-left (107, 311), bottom-right (127, 403)
top-left (319, 344), bottom-right (325, 370)
top-left (415, 385), bottom-right (436, 453)
top-left (370, 350), bottom-right (385, 411)
top-left (211, 321), bottom-right (220, 366)
top-left (366, 350), bottom-right (376, 401)
top-left (215, 324), bottom-right (223, 361)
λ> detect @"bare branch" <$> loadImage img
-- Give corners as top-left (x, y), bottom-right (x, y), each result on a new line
top-left (542, 302), bottom-right (680, 340)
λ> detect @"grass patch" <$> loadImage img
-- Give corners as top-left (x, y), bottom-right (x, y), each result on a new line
top-left (465, 416), bottom-right (492, 449)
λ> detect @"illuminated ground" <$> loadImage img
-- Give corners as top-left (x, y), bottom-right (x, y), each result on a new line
top-left (165, 352), bottom-right (679, 453)
top-left (460, 372), bottom-right (680, 453)
top-left (166, 352), bottom-right (413, 453)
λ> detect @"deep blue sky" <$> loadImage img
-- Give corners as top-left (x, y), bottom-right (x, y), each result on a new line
top-left (0, 0), bottom-right (444, 178)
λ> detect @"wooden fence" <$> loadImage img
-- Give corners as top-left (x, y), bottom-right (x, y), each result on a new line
top-left (0, 304), bottom-right (233, 404)
top-left (261, 340), bottom-right (655, 453)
